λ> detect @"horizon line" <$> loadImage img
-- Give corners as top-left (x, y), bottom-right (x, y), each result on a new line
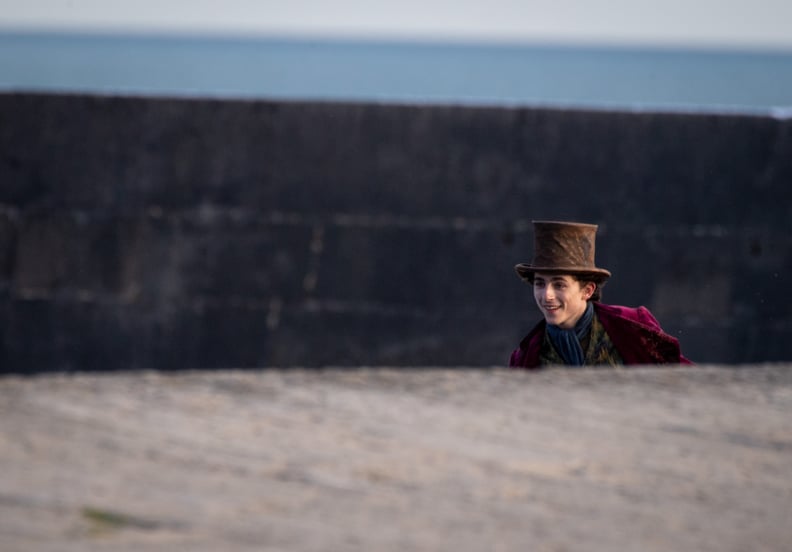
top-left (3, 26), bottom-right (792, 56)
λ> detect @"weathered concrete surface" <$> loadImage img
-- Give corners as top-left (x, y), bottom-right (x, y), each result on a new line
top-left (1, 365), bottom-right (791, 551)
top-left (3, 93), bottom-right (792, 370)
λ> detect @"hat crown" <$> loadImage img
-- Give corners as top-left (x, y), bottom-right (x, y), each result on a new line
top-left (533, 221), bottom-right (598, 270)
top-left (514, 220), bottom-right (611, 281)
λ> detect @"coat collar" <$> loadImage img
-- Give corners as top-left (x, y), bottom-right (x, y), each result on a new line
top-left (513, 302), bottom-right (688, 367)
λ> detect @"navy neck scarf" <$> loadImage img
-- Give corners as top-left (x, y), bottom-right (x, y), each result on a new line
top-left (546, 302), bottom-right (594, 366)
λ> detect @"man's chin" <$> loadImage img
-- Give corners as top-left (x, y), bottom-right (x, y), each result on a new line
top-left (543, 311), bottom-right (563, 323)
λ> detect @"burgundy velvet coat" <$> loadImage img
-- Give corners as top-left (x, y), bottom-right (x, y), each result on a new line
top-left (509, 303), bottom-right (692, 368)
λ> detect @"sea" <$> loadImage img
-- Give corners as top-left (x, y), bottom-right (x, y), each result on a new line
top-left (2, 30), bottom-right (792, 115)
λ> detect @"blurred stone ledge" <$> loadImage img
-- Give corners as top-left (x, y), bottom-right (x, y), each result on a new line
top-left (0, 365), bottom-right (790, 552)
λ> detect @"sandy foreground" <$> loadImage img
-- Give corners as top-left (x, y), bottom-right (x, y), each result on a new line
top-left (1, 365), bottom-right (791, 551)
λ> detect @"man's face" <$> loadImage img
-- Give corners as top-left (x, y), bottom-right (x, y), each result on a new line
top-left (532, 273), bottom-right (594, 329)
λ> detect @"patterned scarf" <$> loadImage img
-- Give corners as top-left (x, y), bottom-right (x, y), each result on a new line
top-left (545, 302), bottom-right (594, 366)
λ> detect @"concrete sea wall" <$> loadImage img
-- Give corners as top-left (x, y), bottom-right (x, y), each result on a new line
top-left (1, 93), bottom-right (790, 371)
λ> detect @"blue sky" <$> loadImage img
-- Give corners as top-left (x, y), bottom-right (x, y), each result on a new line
top-left (2, 0), bottom-right (792, 50)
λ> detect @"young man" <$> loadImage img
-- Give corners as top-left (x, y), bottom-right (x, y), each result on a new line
top-left (509, 221), bottom-right (691, 368)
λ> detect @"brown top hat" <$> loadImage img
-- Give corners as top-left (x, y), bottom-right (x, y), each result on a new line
top-left (515, 221), bottom-right (611, 282)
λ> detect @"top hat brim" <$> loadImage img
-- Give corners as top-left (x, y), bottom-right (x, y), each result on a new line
top-left (515, 263), bottom-right (611, 282)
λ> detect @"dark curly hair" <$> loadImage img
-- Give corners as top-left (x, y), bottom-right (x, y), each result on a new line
top-left (571, 274), bottom-right (606, 302)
